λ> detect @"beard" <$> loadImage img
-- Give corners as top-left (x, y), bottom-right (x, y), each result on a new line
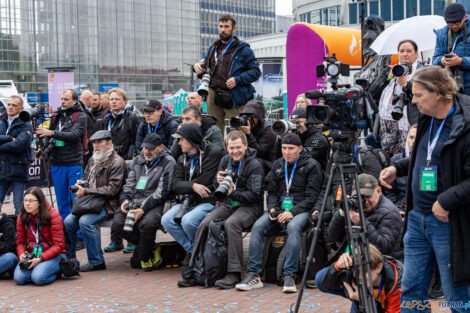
top-left (219, 31), bottom-right (233, 41)
top-left (92, 150), bottom-right (107, 162)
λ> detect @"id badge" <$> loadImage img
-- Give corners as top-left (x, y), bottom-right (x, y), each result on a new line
top-left (282, 196), bottom-right (294, 211)
top-left (230, 199), bottom-right (240, 206)
top-left (33, 243), bottom-right (43, 257)
top-left (136, 176), bottom-right (149, 190)
top-left (55, 140), bottom-right (65, 147)
top-left (420, 166), bottom-right (437, 192)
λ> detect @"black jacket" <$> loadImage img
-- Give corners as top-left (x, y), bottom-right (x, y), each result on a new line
top-left (328, 194), bottom-right (403, 261)
top-left (49, 103), bottom-right (87, 166)
top-left (216, 147), bottom-right (265, 209)
top-left (393, 94), bottom-right (470, 287)
top-left (101, 109), bottom-right (139, 160)
top-left (90, 106), bottom-right (108, 125)
top-left (136, 109), bottom-right (178, 150)
top-left (267, 152), bottom-right (323, 216)
top-left (0, 215), bottom-right (16, 256)
top-left (172, 142), bottom-right (225, 204)
top-left (0, 114), bottom-right (33, 181)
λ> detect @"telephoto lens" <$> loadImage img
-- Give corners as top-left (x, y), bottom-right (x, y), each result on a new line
top-left (174, 196), bottom-right (191, 225)
top-left (272, 120), bottom-right (298, 136)
top-left (123, 212), bottom-right (136, 232)
top-left (214, 171), bottom-right (234, 201)
top-left (197, 71), bottom-right (211, 100)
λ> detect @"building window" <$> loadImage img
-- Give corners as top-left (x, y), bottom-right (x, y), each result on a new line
top-left (434, 0), bottom-right (445, 15)
top-left (349, 3), bottom-right (358, 24)
top-left (322, 8), bottom-right (328, 25)
top-left (369, 1), bottom-right (379, 15)
top-left (381, 0), bottom-right (391, 21)
top-left (456, 0), bottom-right (470, 13)
top-left (393, 0), bottom-right (404, 20)
top-left (406, 0), bottom-right (417, 17)
top-left (420, 0), bottom-right (431, 15)
top-left (329, 6), bottom-right (337, 26)
top-left (311, 10), bottom-right (321, 24)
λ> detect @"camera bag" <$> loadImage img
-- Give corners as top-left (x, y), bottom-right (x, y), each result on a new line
top-left (71, 194), bottom-right (106, 217)
top-left (214, 88), bottom-right (233, 109)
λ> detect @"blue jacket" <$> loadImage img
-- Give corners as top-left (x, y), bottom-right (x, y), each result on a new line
top-left (0, 113), bottom-right (33, 181)
top-left (433, 18), bottom-right (470, 88)
top-left (135, 109), bottom-right (178, 151)
top-left (203, 37), bottom-right (261, 108)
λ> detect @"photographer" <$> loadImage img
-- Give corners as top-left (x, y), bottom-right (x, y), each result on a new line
top-left (328, 174), bottom-right (403, 261)
top-left (63, 130), bottom-right (127, 272)
top-left (315, 244), bottom-right (402, 313)
top-left (0, 213), bottom-right (18, 278)
top-left (36, 89), bottom-right (87, 222)
top-left (162, 123), bottom-right (224, 257)
top-left (170, 105), bottom-right (223, 160)
top-left (236, 133), bottom-right (323, 293)
top-left (193, 14), bottom-right (260, 134)
top-left (111, 133), bottom-right (175, 271)
top-left (0, 95), bottom-right (33, 215)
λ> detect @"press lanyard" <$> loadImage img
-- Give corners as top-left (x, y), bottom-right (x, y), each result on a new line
top-left (229, 160), bottom-right (243, 189)
top-left (107, 119), bottom-right (116, 131)
top-left (452, 32), bottom-right (462, 52)
top-left (351, 145), bottom-right (357, 164)
top-left (189, 159), bottom-right (199, 181)
top-left (29, 220), bottom-right (40, 244)
top-left (427, 105), bottom-right (455, 165)
top-left (147, 121), bottom-right (160, 134)
top-left (215, 37), bottom-right (234, 63)
top-left (284, 159), bottom-right (298, 196)
top-left (144, 158), bottom-right (161, 175)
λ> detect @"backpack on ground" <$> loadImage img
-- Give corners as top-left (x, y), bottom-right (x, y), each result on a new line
top-left (261, 234), bottom-right (288, 285)
top-left (355, 145), bottom-right (390, 179)
top-left (52, 111), bottom-right (88, 152)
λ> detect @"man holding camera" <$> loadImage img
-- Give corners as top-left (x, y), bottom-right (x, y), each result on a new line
top-left (0, 96), bottom-right (33, 215)
top-left (111, 133), bottom-right (175, 271)
top-left (64, 130), bottom-right (127, 272)
top-left (328, 174), bottom-right (403, 261)
top-left (36, 89), bottom-right (87, 222)
top-left (161, 123), bottom-right (224, 257)
top-left (236, 133), bottom-right (323, 293)
top-left (433, 3), bottom-right (470, 96)
top-left (193, 14), bottom-right (260, 134)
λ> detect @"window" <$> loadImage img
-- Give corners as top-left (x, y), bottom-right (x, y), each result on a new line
top-left (381, 0), bottom-right (391, 21)
top-left (434, 0), bottom-right (445, 15)
top-left (393, 0), bottom-right (404, 20)
top-left (406, 0), bottom-right (417, 17)
top-left (369, 1), bottom-right (379, 15)
top-left (456, 0), bottom-right (470, 13)
top-left (311, 10), bottom-right (321, 24)
top-left (329, 6), bottom-right (337, 26)
top-left (420, 0), bottom-right (431, 14)
top-left (322, 8), bottom-right (328, 25)
top-left (349, 3), bottom-right (357, 24)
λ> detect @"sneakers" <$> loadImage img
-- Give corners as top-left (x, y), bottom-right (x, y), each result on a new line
top-left (80, 262), bottom-right (106, 272)
top-left (123, 242), bottom-right (136, 254)
top-left (214, 272), bottom-right (241, 289)
top-left (305, 280), bottom-right (317, 289)
top-left (282, 275), bottom-right (297, 293)
top-left (236, 273), bottom-right (263, 291)
top-left (140, 246), bottom-right (162, 272)
top-left (429, 282), bottom-right (445, 299)
top-left (141, 259), bottom-right (154, 272)
top-left (104, 242), bottom-right (124, 252)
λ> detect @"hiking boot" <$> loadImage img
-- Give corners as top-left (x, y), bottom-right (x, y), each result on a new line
top-left (80, 262), bottom-right (106, 272)
top-left (177, 278), bottom-right (195, 287)
top-left (141, 259), bottom-right (154, 272)
top-left (104, 242), bottom-right (124, 252)
top-left (236, 273), bottom-right (263, 291)
top-left (283, 275), bottom-right (297, 293)
top-left (123, 242), bottom-right (136, 253)
top-left (214, 272), bottom-right (241, 289)
top-left (151, 245), bottom-right (162, 269)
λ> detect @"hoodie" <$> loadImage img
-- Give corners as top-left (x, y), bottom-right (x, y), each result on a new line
top-left (0, 215), bottom-right (16, 255)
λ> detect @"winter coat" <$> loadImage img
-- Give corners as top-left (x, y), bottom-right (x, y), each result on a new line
top-left (0, 113), bottom-right (33, 181)
top-left (0, 215), bottom-right (16, 255)
top-left (172, 142), bottom-right (225, 205)
top-left (83, 151), bottom-right (127, 215)
top-left (16, 204), bottom-right (66, 261)
top-left (49, 103), bottom-right (87, 166)
top-left (135, 109), bottom-right (178, 151)
top-left (393, 93), bottom-right (470, 287)
top-left (216, 147), bottom-right (265, 209)
top-left (90, 106), bottom-right (108, 125)
top-left (328, 194), bottom-right (403, 261)
top-left (101, 109), bottom-right (140, 160)
top-left (120, 149), bottom-right (176, 213)
top-left (267, 152), bottom-right (323, 216)
top-left (202, 37), bottom-right (261, 108)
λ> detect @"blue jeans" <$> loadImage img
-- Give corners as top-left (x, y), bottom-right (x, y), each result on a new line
top-left (64, 208), bottom-right (107, 265)
top-left (401, 210), bottom-right (470, 313)
top-left (161, 202), bottom-right (214, 253)
top-left (14, 253), bottom-right (64, 285)
top-left (247, 211), bottom-right (310, 277)
top-left (0, 180), bottom-right (26, 215)
top-left (315, 267), bottom-right (357, 313)
top-left (0, 252), bottom-right (18, 275)
top-left (50, 164), bottom-right (83, 222)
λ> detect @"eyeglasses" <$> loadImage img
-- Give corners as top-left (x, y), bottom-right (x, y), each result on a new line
top-left (23, 199), bottom-right (39, 203)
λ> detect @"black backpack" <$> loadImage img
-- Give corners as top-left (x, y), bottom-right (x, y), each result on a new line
top-left (261, 234), bottom-right (288, 285)
top-left (355, 145), bottom-right (390, 179)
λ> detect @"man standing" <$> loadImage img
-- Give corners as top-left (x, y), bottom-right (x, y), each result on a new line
top-left (380, 66), bottom-right (470, 312)
top-left (194, 14), bottom-right (260, 134)
top-left (0, 96), bottom-right (33, 215)
top-left (100, 91), bottom-right (110, 111)
top-left (90, 92), bottom-right (108, 124)
top-left (187, 92), bottom-right (205, 113)
top-left (433, 3), bottom-right (470, 95)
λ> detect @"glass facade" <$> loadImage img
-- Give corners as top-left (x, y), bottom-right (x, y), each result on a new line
top-left (0, 0), bottom-right (200, 106)
top-left (299, 5), bottom-right (341, 26)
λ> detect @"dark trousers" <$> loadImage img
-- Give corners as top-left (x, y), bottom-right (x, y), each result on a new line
top-left (191, 203), bottom-right (262, 273)
top-left (112, 206), bottom-right (163, 262)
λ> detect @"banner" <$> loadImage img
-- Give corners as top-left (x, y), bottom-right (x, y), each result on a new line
top-left (47, 72), bottom-right (74, 111)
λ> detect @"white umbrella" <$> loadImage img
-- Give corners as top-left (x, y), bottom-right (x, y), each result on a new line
top-left (370, 15), bottom-right (447, 55)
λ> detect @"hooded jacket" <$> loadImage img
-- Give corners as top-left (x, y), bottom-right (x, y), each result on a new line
top-left (0, 215), bottom-right (16, 255)
top-left (135, 109), bottom-right (178, 151)
top-left (120, 149), bottom-right (176, 213)
top-left (101, 109), bottom-right (140, 160)
top-left (48, 102), bottom-right (87, 166)
top-left (16, 204), bottom-right (66, 261)
top-left (267, 152), bottom-right (323, 216)
top-left (393, 93), bottom-right (470, 287)
top-left (216, 147), bottom-right (265, 209)
top-left (0, 113), bottom-right (33, 181)
top-left (90, 105), bottom-right (108, 125)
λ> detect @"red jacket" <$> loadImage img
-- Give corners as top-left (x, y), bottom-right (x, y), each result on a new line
top-left (16, 203), bottom-right (66, 261)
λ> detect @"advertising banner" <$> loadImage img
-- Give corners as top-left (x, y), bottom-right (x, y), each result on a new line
top-left (47, 71), bottom-right (74, 111)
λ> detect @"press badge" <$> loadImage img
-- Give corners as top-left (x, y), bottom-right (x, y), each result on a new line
top-left (55, 140), bottom-right (65, 147)
top-left (136, 176), bottom-right (149, 190)
top-left (282, 196), bottom-right (293, 211)
top-left (230, 199), bottom-right (240, 206)
top-left (420, 166), bottom-right (437, 192)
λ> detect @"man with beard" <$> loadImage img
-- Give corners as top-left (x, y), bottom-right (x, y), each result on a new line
top-left (193, 14), bottom-right (260, 134)
top-left (63, 130), bottom-right (127, 271)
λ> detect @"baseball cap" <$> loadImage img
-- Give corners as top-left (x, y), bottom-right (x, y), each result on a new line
top-left (142, 133), bottom-right (163, 149)
top-left (353, 173), bottom-right (379, 196)
top-left (281, 132), bottom-right (302, 146)
top-left (444, 3), bottom-right (466, 23)
top-left (143, 99), bottom-right (162, 112)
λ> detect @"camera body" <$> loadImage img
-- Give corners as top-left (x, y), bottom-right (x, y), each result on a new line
top-left (391, 81), bottom-right (412, 121)
top-left (70, 181), bottom-right (90, 193)
top-left (346, 194), bottom-right (366, 213)
top-left (230, 115), bottom-right (251, 129)
top-left (174, 194), bottom-right (192, 225)
top-left (19, 252), bottom-right (35, 271)
top-left (214, 170), bottom-right (236, 201)
top-left (272, 120), bottom-right (298, 136)
top-left (197, 68), bottom-right (211, 100)
top-left (392, 63), bottom-right (412, 77)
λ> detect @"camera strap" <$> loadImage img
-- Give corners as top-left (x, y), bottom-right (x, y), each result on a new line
top-left (427, 105), bottom-right (455, 165)
top-left (229, 159), bottom-right (243, 190)
top-left (284, 158), bottom-right (298, 196)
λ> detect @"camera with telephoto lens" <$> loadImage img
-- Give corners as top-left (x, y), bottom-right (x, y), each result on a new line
top-left (123, 201), bottom-right (139, 232)
top-left (19, 104), bottom-right (46, 123)
top-left (70, 181), bottom-right (90, 193)
top-left (214, 170), bottom-right (236, 201)
top-left (230, 115), bottom-right (251, 128)
top-left (269, 208), bottom-right (288, 230)
top-left (392, 63), bottom-right (413, 77)
top-left (346, 194), bottom-right (366, 213)
top-left (272, 120), bottom-right (298, 136)
top-left (174, 194), bottom-right (192, 225)
top-left (19, 252), bottom-right (35, 271)
top-left (391, 82), bottom-right (413, 121)
top-left (197, 68), bottom-right (211, 101)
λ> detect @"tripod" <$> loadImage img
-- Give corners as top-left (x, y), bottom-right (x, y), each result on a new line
top-left (292, 137), bottom-right (377, 313)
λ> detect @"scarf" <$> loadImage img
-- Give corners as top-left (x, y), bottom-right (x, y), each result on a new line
top-left (89, 148), bottom-right (114, 188)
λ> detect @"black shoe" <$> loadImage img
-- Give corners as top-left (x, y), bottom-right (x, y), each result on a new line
top-left (214, 273), bottom-right (241, 289)
top-left (429, 283), bottom-right (445, 299)
top-left (177, 278), bottom-right (195, 287)
top-left (80, 262), bottom-right (106, 272)
top-left (76, 238), bottom-right (85, 251)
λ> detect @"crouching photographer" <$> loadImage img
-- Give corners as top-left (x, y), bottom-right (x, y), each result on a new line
top-left (161, 123), bottom-right (224, 259)
top-left (236, 133), bottom-right (323, 293)
top-left (315, 244), bottom-right (403, 313)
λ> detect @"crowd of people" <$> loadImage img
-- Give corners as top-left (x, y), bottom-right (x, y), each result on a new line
top-left (0, 7), bottom-right (469, 313)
